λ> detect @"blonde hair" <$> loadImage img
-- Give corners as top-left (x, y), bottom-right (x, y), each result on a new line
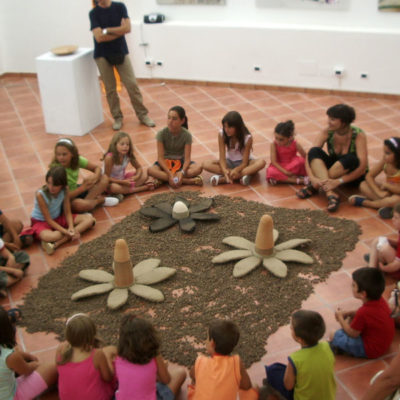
top-left (58, 313), bottom-right (101, 365)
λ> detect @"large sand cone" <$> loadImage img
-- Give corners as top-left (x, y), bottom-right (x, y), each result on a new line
top-left (113, 239), bottom-right (134, 288)
top-left (255, 214), bottom-right (274, 256)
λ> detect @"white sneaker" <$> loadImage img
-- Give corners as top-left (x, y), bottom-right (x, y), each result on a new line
top-left (112, 119), bottom-right (123, 131)
top-left (104, 197), bottom-right (119, 207)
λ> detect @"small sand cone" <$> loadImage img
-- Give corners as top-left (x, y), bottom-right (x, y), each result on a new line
top-left (255, 214), bottom-right (274, 256)
top-left (113, 239), bottom-right (134, 288)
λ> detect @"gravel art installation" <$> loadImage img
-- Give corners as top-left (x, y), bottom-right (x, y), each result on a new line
top-left (212, 214), bottom-right (313, 278)
top-left (20, 192), bottom-right (360, 367)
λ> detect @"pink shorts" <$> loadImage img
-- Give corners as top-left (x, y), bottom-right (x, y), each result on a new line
top-left (30, 214), bottom-right (76, 240)
top-left (14, 371), bottom-right (47, 400)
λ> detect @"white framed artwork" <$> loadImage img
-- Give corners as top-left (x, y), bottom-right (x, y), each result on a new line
top-left (256, 0), bottom-right (349, 11)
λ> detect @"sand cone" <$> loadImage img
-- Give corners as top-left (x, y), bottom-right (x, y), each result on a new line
top-left (113, 239), bottom-right (134, 288)
top-left (255, 214), bottom-right (274, 256)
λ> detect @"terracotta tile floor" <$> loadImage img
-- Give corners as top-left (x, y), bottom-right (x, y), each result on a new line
top-left (1, 74), bottom-right (400, 399)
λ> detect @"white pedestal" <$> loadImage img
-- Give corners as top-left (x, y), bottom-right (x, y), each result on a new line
top-left (36, 48), bottom-right (104, 136)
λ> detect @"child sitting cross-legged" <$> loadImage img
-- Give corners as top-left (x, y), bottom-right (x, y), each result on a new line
top-left (188, 319), bottom-right (258, 400)
top-left (264, 310), bottom-right (336, 400)
top-left (330, 267), bottom-right (395, 359)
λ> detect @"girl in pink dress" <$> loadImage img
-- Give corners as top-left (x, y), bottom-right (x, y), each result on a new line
top-left (56, 313), bottom-right (115, 400)
top-left (266, 120), bottom-right (308, 185)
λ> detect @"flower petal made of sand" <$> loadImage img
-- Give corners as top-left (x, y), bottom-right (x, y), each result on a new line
top-left (150, 216), bottom-right (178, 232)
top-left (139, 207), bottom-right (169, 219)
top-left (233, 256), bottom-right (262, 278)
top-left (262, 257), bottom-right (288, 278)
top-left (135, 267), bottom-right (176, 285)
top-left (274, 239), bottom-right (311, 251)
top-left (79, 269), bottom-right (114, 283)
top-left (190, 212), bottom-right (220, 221)
top-left (179, 217), bottom-right (196, 233)
top-left (275, 249), bottom-right (313, 264)
top-left (154, 202), bottom-right (173, 215)
top-left (130, 284), bottom-right (164, 302)
top-left (71, 283), bottom-right (114, 300)
top-left (212, 249), bottom-right (252, 263)
top-left (107, 288), bottom-right (129, 310)
top-left (222, 236), bottom-right (255, 251)
top-left (133, 258), bottom-right (161, 277)
top-left (189, 198), bottom-right (213, 213)
top-left (273, 229), bottom-right (279, 244)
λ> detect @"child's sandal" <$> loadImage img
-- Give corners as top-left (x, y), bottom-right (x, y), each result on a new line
top-left (193, 175), bottom-right (203, 186)
top-left (348, 195), bottom-right (366, 207)
top-left (41, 240), bottom-right (55, 255)
top-left (296, 183), bottom-right (317, 199)
top-left (210, 175), bottom-right (222, 186)
top-left (327, 195), bottom-right (340, 212)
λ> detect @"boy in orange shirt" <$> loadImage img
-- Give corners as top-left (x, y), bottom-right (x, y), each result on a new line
top-left (189, 319), bottom-right (258, 400)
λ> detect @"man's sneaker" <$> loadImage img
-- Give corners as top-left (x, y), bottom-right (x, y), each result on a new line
top-left (140, 115), bottom-right (156, 127)
top-left (112, 119), bottom-right (123, 131)
top-left (378, 207), bottom-right (393, 219)
top-left (104, 197), bottom-right (119, 207)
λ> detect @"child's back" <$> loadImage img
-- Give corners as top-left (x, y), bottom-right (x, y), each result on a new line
top-left (58, 348), bottom-right (114, 400)
top-left (192, 353), bottom-right (243, 399)
top-left (115, 356), bottom-right (157, 400)
top-left (289, 341), bottom-right (335, 400)
top-left (56, 314), bottom-right (114, 400)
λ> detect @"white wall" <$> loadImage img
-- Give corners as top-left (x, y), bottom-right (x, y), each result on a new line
top-left (2, 0), bottom-right (400, 94)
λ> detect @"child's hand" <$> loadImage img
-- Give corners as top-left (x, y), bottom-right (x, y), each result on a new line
top-left (5, 253), bottom-right (16, 268)
top-left (335, 307), bottom-right (344, 321)
top-left (9, 268), bottom-right (23, 279)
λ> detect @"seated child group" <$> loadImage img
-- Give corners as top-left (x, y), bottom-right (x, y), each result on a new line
top-left (2, 102), bottom-right (400, 400)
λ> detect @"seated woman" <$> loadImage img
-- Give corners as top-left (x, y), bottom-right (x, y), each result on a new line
top-left (147, 105), bottom-right (203, 188)
top-left (296, 104), bottom-right (368, 212)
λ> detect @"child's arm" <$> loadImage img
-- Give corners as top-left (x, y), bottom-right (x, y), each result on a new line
top-left (93, 348), bottom-right (114, 382)
top-left (189, 365), bottom-right (196, 383)
top-left (335, 307), bottom-right (361, 337)
top-left (6, 348), bottom-right (39, 376)
top-left (283, 359), bottom-right (296, 391)
top-left (0, 244), bottom-right (17, 268)
top-left (131, 159), bottom-right (143, 181)
top-left (238, 358), bottom-right (252, 390)
top-left (83, 160), bottom-right (103, 187)
top-left (156, 141), bottom-right (174, 183)
top-left (62, 188), bottom-right (77, 239)
top-left (155, 354), bottom-right (171, 385)
top-left (217, 133), bottom-right (231, 183)
top-left (364, 159), bottom-right (387, 198)
top-left (0, 212), bottom-right (22, 250)
top-left (270, 141), bottom-right (293, 177)
top-left (231, 136), bottom-right (253, 179)
top-left (37, 192), bottom-right (69, 236)
top-left (381, 181), bottom-right (400, 195)
top-left (101, 345), bottom-right (117, 375)
top-left (0, 266), bottom-right (23, 279)
top-left (295, 141), bottom-right (307, 158)
top-left (380, 258), bottom-right (400, 273)
top-left (181, 144), bottom-right (192, 177)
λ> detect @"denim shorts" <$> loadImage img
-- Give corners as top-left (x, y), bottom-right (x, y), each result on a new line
top-left (331, 329), bottom-right (366, 358)
top-left (156, 382), bottom-right (174, 400)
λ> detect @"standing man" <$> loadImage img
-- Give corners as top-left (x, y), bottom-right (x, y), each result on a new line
top-left (89, 0), bottom-right (155, 130)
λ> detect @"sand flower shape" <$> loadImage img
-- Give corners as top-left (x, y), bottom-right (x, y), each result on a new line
top-left (212, 214), bottom-right (313, 278)
top-left (71, 239), bottom-right (176, 310)
top-left (140, 197), bottom-right (220, 233)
